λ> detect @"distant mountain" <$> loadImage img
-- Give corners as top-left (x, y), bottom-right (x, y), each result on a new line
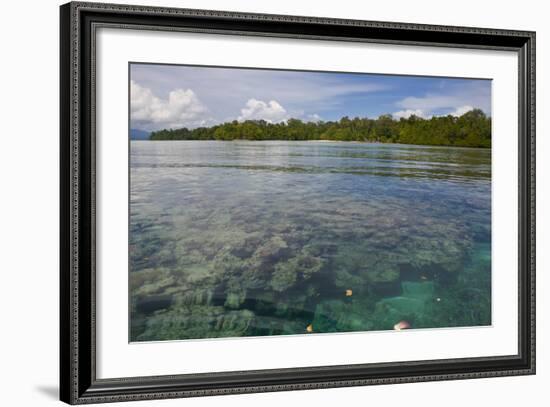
top-left (130, 129), bottom-right (150, 140)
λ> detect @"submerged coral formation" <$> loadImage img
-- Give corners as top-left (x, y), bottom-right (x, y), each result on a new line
top-left (130, 141), bottom-right (491, 341)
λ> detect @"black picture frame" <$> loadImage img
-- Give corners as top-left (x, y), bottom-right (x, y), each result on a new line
top-left (60, 1), bottom-right (536, 404)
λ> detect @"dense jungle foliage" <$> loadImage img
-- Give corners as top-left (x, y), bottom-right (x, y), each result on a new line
top-left (149, 109), bottom-right (491, 148)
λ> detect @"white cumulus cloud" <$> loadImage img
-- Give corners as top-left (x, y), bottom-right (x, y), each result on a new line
top-left (449, 105), bottom-right (474, 117)
top-left (396, 95), bottom-right (460, 112)
top-left (237, 99), bottom-right (288, 123)
top-left (130, 80), bottom-right (209, 130)
top-left (394, 82), bottom-right (490, 118)
top-left (393, 109), bottom-right (427, 119)
top-left (305, 113), bottom-right (323, 122)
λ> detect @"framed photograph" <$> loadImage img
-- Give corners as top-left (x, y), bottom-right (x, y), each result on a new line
top-left (60, 1), bottom-right (536, 404)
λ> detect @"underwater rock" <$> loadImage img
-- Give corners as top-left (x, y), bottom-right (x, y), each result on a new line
top-left (231, 246), bottom-right (254, 259)
top-left (270, 264), bottom-right (297, 292)
top-left (173, 289), bottom-right (214, 307)
top-left (130, 268), bottom-right (176, 297)
top-left (135, 305), bottom-right (255, 341)
top-left (304, 241), bottom-right (338, 258)
top-left (212, 252), bottom-right (245, 276)
top-left (269, 252), bottom-right (325, 292)
top-left (224, 289), bottom-right (247, 309)
top-left (334, 268), bottom-right (365, 290)
top-left (273, 299), bottom-right (289, 316)
top-left (237, 264), bottom-right (270, 290)
top-left (365, 266), bottom-right (400, 283)
top-left (254, 235), bottom-right (290, 263)
top-left (229, 234), bottom-right (263, 259)
top-left (181, 264), bottom-right (217, 286)
top-left (295, 254), bottom-right (324, 279)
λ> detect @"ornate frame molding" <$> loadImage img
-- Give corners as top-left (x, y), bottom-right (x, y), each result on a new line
top-left (60, 2), bottom-right (535, 404)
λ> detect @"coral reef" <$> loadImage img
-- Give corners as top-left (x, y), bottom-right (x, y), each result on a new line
top-left (129, 141), bottom-right (491, 341)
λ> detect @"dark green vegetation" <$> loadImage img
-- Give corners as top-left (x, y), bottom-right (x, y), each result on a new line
top-left (149, 109), bottom-right (491, 148)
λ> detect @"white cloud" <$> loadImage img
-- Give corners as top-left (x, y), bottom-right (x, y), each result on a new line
top-left (237, 99), bottom-right (288, 123)
top-left (393, 109), bottom-right (427, 119)
top-left (130, 80), bottom-right (210, 130)
top-left (396, 95), bottom-right (460, 112)
top-left (305, 113), bottom-right (323, 122)
top-left (395, 82), bottom-right (490, 118)
top-left (131, 65), bottom-right (391, 121)
top-left (449, 105), bottom-right (474, 117)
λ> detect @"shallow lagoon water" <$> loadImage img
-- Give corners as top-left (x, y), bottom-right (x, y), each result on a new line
top-left (129, 140), bottom-right (491, 341)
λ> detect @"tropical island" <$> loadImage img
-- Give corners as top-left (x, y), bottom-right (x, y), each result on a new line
top-left (147, 109), bottom-right (491, 148)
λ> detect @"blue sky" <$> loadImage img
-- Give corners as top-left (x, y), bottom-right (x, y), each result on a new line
top-left (130, 63), bottom-right (491, 132)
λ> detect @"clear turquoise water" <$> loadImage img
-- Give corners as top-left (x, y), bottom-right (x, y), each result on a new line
top-left (129, 141), bottom-right (491, 341)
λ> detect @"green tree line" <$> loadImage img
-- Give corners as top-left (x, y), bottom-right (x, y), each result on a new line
top-left (149, 109), bottom-right (491, 148)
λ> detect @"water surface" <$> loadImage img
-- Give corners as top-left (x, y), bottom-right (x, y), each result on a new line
top-left (130, 141), bottom-right (491, 341)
